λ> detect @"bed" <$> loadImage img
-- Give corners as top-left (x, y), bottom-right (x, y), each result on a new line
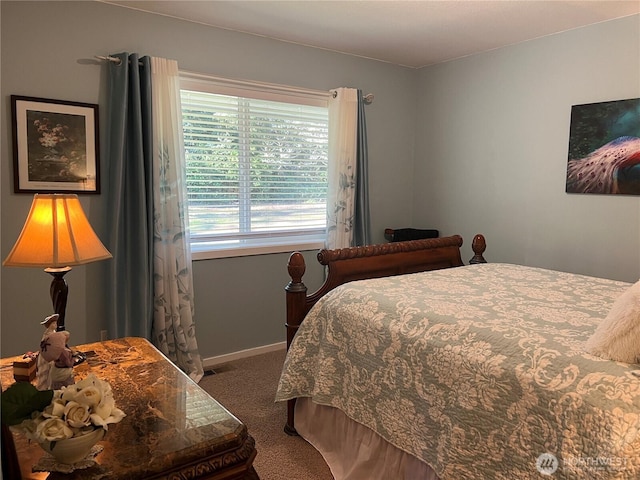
top-left (275, 234), bottom-right (640, 480)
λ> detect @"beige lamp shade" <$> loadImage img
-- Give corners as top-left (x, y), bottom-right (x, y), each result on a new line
top-left (3, 193), bottom-right (112, 268)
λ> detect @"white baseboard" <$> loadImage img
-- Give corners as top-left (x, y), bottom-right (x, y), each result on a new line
top-left (202, 341), bottom-right (286, 369)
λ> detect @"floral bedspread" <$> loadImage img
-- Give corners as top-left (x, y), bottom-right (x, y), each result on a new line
top-left (275, 263), bottom-right (640, 479)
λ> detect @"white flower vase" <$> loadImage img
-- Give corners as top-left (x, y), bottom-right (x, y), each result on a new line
top-left (38, 428), bottom-right (105, 465)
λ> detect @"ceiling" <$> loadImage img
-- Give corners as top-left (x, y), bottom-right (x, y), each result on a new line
top-left (101, 1), bottom-right (640, 68)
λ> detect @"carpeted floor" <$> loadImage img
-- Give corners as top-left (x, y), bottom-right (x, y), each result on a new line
top-left (198, 349), bottom-right (333, 480)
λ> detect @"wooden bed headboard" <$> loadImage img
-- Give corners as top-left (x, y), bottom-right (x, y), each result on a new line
top-left (285, 234), bottom-right (486, 348)
top-left (283, 233), bottom-right (486, 434)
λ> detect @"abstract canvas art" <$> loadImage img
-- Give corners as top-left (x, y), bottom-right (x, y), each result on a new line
top-left (566, 98), bottom-right (640, 195)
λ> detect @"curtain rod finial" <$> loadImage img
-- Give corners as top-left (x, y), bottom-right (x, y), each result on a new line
top-left (95, 55), bottom-right (122, 65)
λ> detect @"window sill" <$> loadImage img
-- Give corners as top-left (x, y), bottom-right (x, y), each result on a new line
top-left (191, 239), bottom-right (324, 260)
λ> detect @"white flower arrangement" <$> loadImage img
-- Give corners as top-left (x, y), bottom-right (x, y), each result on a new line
top-left (20, 374), bottom-right (126, 444)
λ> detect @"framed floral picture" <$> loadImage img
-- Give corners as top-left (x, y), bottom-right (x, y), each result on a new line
top-left (11, 95), bottom-right (100, 193)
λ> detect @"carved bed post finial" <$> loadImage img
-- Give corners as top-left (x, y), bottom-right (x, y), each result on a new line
top-left (470, 234), bottom-right (487, 264)
top-left (285, 252), bottom-right (309, 436)
top-left (285, 253), bottom-right (308, 346)
top-left (286, 252), bottom-right (306, 291)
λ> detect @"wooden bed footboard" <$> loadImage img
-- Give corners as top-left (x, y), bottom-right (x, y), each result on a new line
top-left (283, 234), bottom-right (486, 434)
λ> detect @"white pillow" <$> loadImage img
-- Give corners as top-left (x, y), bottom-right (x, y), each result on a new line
top-left (585, 280), bottom-right (640, 364)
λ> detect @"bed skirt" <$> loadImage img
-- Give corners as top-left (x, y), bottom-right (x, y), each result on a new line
top-left (294, 398), bottom-right (441, 480)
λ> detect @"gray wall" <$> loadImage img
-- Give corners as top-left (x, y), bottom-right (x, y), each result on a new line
top-left (1, 2), bottom-right (638, 360)
top-left (0, 1), bottom-right (416, 358)
top-left (413, 14), bottom-right (640, 283)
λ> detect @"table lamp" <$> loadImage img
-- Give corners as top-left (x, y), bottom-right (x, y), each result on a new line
top-left (3, 193), bottom-right (112, 332)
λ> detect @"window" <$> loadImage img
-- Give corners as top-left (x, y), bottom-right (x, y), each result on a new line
top-left (180, 74), bottom-right (329, 259)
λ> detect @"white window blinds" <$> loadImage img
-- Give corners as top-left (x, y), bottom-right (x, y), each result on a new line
top-left (180, 76), bottom-right (329, 256)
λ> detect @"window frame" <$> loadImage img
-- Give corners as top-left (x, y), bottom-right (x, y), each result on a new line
top-left (180, 72), bottom-right (330, 260)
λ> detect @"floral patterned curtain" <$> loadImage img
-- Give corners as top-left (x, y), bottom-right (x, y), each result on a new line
top-left (326, 88), bottom-right (358, 249)
top-left (105, 54), bottom-right (203, 381)
top-left (326, 88), bottom-right (370, 249)
top-left (149, 57), bottom-right (204, 382)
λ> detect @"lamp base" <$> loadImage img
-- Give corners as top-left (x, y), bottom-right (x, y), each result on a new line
top-left (44, 266), bottom-right (71, 331)
top-left (44, 266), bottom-right (87, 366)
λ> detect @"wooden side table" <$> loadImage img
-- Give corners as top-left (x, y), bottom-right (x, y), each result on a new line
top-left (1, 337), bottom-right (259, 479)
